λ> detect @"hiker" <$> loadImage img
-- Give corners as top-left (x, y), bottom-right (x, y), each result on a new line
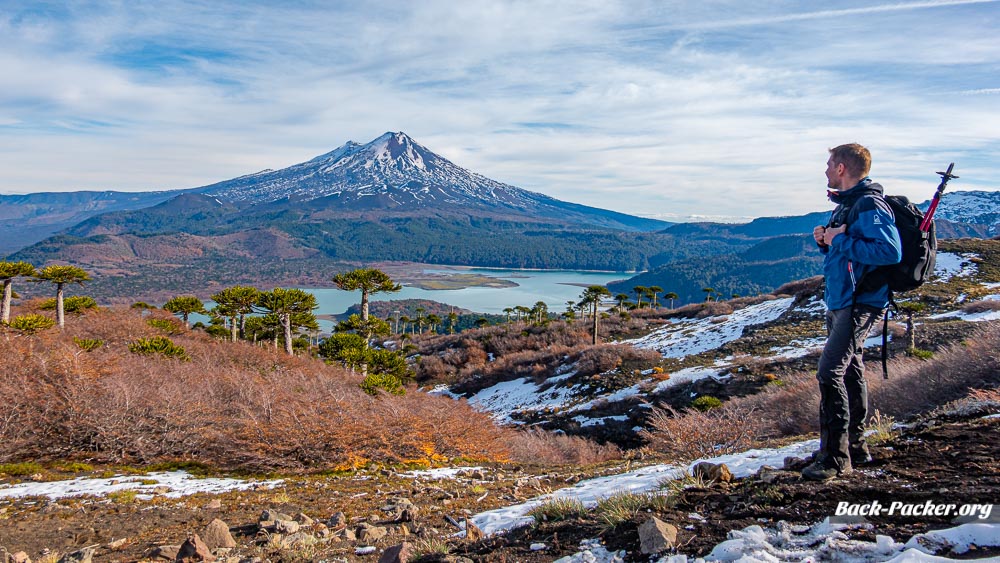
top-left (804, 143), bottom-right (902, 481)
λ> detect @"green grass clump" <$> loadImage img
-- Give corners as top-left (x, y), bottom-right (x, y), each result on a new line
top-left (50, 461), bottom-right (94, 473)
top-left (527, 497), bottom-right (587, 523)
top-left (73, 337), bottom-right (104, 352)
top-left (147, 317), bottom-right (184, 334)
top-left (6, 314), bottom-right (55, 334)
top-left (40, 296), bottom-right (98, 313)
top-left (0, 462), bottom-right (44, 476)
top-left (691, 395), bottom-right (724, 412)
top-left (865, 410), bottom-right (898, 446)
top-left (360, 373), bottom-right (405, 395)
top-left (595, 491), bottom-right (670, 528)
top-left (907, 347), bottom-right (934, 360)
top-left (128, 336), bottom-right (190, 361)
top-left (107, 489), bottom-right (139, 504)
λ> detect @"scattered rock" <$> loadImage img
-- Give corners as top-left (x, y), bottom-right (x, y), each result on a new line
top-left (260, 509), bottom-right (292, 522)
top-left (378, 542), bottom-right (414, 563)
top-left (57, 546), bottom-right (97, 563)
top-left (756, 465), bottom-right (783, 484)
top-left (463, 519), bottom-right (484, 542)
top-left (176, 534), bottom-right (217, 562)
top-left (295, 512), bottom-right (315, 526)
top-left (281, 532), bottom-right (317, 549)
top-left (106, 537), bottom-right (128, 550)
top-left (357, 523), bottom-right (388, 542)
top-left (203, 519), bottom-right (237, 549)
top-left (275, 520), bottom-right (300, 535)
top-left (205, 499), bottom-right (222, 510)
top-left (784, 456), bottom-right (808, 470)
top-left (342, 528), bottom-right (358, 542)
top-left (147, 545), bottom-right (181, 561)
top-left (638, 517), bottom-right (678, 554)
top-left (394, 499), bottom-right (419, 522)
top-left (328, 512), bottom-right (347, 529)
top-left (692, 461), bottom-right (734, 483)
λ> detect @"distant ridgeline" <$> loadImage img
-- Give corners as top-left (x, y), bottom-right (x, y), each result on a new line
top-left (4, 131), bottom-right (998, 304)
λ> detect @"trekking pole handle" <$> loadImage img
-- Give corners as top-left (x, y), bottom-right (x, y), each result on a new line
top-left (920, 163), bottom-right (958, 232)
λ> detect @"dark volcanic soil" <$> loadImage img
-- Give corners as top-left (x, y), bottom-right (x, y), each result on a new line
top-left (1, 413), bottom-right (998, 562)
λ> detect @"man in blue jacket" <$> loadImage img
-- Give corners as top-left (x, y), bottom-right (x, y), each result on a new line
top-left (804, 143), bottom-right (902, 481)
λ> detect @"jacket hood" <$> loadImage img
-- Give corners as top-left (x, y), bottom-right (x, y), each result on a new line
top-left (828, 177), bottom-right (883, 205)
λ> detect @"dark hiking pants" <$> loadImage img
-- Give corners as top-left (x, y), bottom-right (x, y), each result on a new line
top-left (815, 304), bottom-right (883, 470)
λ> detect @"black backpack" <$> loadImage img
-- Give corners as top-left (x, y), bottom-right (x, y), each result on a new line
top-left (855, 195), bottom-right (936, 295)
top-left (853, 194), bottom-right (937, 379)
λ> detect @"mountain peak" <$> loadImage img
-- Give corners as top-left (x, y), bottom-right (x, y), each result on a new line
top-left (190, 132), bottom-right (666, 232)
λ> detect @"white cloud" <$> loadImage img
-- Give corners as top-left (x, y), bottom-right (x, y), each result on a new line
top-left (0, 0), bottom-right (997, 218)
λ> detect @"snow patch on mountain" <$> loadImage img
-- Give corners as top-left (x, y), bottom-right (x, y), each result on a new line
top-left (202, 132), bottom-right (546, 211)
top-left (923, 191), bottom-right (1000, 235)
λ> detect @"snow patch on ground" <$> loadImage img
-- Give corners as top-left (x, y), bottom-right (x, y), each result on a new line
top-left (470, 438), bottom-right (817, 536)
top-left (0, 471), bottom-right (283, 500)
top-left (626, 298), bottom-right (795, 358)
top-left (653, 366), bottom-right (727, 392)
top-left (933, 252), bottom-right (979, 282)
top-left (769, 337), bottom-right (826, 358)
top-left (463, 377), bottom-right (582, 423)
top-left (401, 466), bottom-right (485, 479)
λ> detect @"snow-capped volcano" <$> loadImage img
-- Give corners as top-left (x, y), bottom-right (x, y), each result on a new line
top-left (192, 132), bottom-right (666, 231)
top-left (921, 190), bottom-right (1000, 236)
top-left (201, 132), bottom-right (553, 212)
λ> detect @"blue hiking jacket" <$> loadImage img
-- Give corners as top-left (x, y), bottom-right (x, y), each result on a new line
top-left (821, 178), bottom-right (903, 311)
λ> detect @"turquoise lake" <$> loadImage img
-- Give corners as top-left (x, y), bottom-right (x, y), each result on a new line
top-left (309, 268), bottom-right (632, 328)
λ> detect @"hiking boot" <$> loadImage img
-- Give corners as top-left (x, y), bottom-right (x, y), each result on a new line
top-left (801, 460), bottom-right (853, 481)
top-left (850, 448), bottom-right (873, 466)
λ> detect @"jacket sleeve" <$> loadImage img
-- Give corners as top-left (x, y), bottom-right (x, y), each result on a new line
top-left (830, 196), bottom-right (902, 266)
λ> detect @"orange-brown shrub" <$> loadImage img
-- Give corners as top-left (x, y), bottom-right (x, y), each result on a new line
top-left (695, 301), bottom-right (735, 319)
top-left (506, 428), bottom-right (621, 466)
top-left (642, 322), bottom-right (1000, 457)
top-left (0, 307), bottom-right (513, 471)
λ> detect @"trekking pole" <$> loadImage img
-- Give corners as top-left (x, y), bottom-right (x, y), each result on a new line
top-left (919, 163), bottom-right (958, 232)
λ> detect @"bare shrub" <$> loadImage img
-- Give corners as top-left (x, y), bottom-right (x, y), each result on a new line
top-left (773, 276), bottom-right (824, 299)
top-left (574, 345), bottom-right (661, 377)
top-left (642, 404), bottom-right (758, 461)
top-left (696, 302), bottom-right (734, 319)
top-left (507, 428), bottom-right (621, 465)
top-left (643, 322), bottom-right (1000, 456)
top-left (961, 300), bottom-right (1000, 314)
top-left (729, 295), bottom-right (775, 310)
top-left (0, 307), bottom-right (513, 471)
top-left (669, 303), bottom-right (705, 319)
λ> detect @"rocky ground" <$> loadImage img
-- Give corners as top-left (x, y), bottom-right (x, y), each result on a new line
top-left (2, 407), bottom-right (998, 562)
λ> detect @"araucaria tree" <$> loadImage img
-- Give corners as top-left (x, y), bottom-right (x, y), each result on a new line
top-left (581, 285), bottom-right (612, 345)
top-left (332, 268), bottom-right (401, 321)
top-left (163, 296), bottom-right (206, 329)
top-left (32, 265), bottom-right (90, 329)
top-left (211, 285), bottom-right (261, 341)
top-left (0, 261), bottom-right (36, 324)
top-left (256, 288), bottom-right (318, 355)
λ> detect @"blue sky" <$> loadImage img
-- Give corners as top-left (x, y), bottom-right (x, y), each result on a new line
top-left (1, 0), bottom-right (997, 220)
